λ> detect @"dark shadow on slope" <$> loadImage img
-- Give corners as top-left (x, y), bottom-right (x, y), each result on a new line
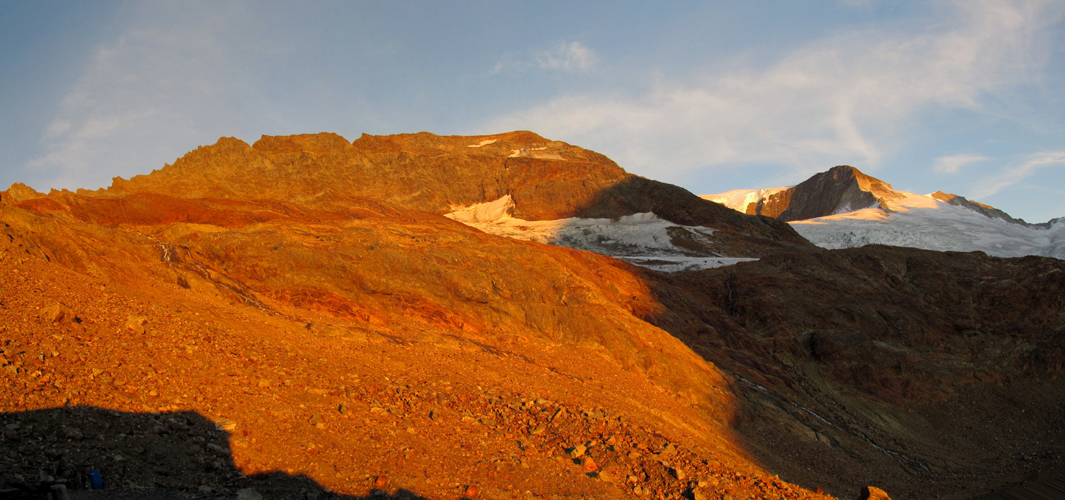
top-left (631, 245), bottom-right (1065, 500)
top-left (561, 176), bottom-right (811, 257)
top-left (0, 406), bottom-right (430, 500)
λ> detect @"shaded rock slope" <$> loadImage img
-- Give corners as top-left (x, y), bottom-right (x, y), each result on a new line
top-left (640, 246), bottom-right (1065, 499)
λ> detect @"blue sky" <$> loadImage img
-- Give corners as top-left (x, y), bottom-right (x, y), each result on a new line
top-left (2, 0), bottom-right (1064, 222)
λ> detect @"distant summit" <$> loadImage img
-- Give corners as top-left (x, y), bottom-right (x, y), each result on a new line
top-left (703, 165), bottom-right (903, 222)
top-left (703, 166), bottom-right (1065, 259)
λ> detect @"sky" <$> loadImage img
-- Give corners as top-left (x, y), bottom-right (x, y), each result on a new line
top-left (2, 0), bottom-right (1065, 223)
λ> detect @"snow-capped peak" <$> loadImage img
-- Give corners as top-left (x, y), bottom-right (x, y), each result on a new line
top-left (701, 166), bottom-right (1065, 260)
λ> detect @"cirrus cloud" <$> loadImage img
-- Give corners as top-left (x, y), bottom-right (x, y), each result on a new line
top-left (973, 151), bottom-right (1065, 199)
top-left (933, 154), bottom-right (991, 174)
top-left (493, 41), bottom-right (598, 74)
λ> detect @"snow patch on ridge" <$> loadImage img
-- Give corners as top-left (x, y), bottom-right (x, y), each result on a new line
top-left (790, 192), bottom-right (1065, 259)
top-left (446, 197), bottom-right (755, 272)
top-left (447, 195), bottom-right (515, 223)
top-left (467, 139), bottom-right (497, 148)
top-left (508, 148), bottom-right (566, 160)
top-left (701, 187), bottom-right (788, 214)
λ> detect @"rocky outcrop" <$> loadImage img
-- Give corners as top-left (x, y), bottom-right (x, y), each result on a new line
top-left (774, 165), bottom-right (903, 221)
top-left (931, 191), bottom-right (1029, 225)
top-left (727, 165), bottom-right (902, 221)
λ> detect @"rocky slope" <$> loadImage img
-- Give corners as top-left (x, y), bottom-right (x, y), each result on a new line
top-left (0, 132), bottom-right (826, 500)
top-left (639, 245), bottom-right (1065, 498)
top-left (702, 166), bottom-right (1065, 259)
top-left (3, 131), bottom-right (1063, 500)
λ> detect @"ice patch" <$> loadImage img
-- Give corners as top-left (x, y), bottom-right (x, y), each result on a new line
top-left (618, 256), bottom-right (759, 273)
top-left (447, 195), bottom-right (514, 223)
top-left (508, 148), bottom-right (565, 160)
top-left (700, 187), bottom-right (788, 214)
top-left (467, 139), bottom-right (497, 148)
top-left (790, 194), bottom-right (1065, 259)
top-left (446, 196), bottom-right (750, 272)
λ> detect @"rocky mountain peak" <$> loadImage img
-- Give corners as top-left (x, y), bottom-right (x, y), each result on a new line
top-left (773, 165), bottom-right (903, 221)
top-left (704, 165), bottom-right (906, 222)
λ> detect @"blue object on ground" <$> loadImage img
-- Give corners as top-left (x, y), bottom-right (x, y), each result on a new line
top-left (89, 469), bottom-right (102, 489)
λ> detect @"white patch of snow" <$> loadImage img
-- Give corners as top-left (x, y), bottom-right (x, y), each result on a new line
top-left (446, 195), bottom-right (514, 223)
top-left (467, 139), bottom-right (497, 148)
top-left (790, 192), bottom-right (1065, 259)
top-left (446, 196), bottom-right (750, 272)
top-left (618, 256), bottom-right (759, 273)
top-left (700, 187), bottom-right (789, 214)
top-left (508, 148), bottom-right (565, 160)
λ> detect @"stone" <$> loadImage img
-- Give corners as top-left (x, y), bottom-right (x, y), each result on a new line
top-left (859, 486), bottom-right (892, 500)
top-left (373, 475), bottom-right (388, 488)
top-left (531, 423), bottom-right (546, 435)
top-left (39, 303), bottom-right (67, 323)
top-left (568, 444), bottom-right (586, 458)
top-left (236, 488), bottom-right (263, 500)
top-left (125, 315), bottom-right (148, 334)
top-left (462, 485), bottom-right (479, 498)
top-left (671, 467), bottom-right (685, 480)
top-left (215, 418), bottom-right (238, 432)
top-left (580, 456), bottom-right (598, 472)
top-left (50, 485), bottom-right (70, 500)
top-left (596, 469), bottom-right (616, 482)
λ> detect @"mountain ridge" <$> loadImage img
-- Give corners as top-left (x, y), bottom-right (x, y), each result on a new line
top-left (702, 165), bottom-right (1065, 259)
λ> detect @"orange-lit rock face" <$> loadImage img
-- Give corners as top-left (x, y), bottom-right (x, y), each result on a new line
top-left (1, 143), bottom-right (813, 499)
top-left (105, 131), bottom-right (809, 257)
top-left (0, 240), bottom-right (748, 499)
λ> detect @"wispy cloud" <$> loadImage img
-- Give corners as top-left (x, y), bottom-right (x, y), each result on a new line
top-left (973, 151), bottom-right (1065, 198)
top-left (534, 41), bottom-right (597, 71)
top-left (933, 154), bottom-right (991, 174)
top-left (483, 1), bottom-right (1064, 181)
top-left (493, 41), bottom-right (597, 74)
